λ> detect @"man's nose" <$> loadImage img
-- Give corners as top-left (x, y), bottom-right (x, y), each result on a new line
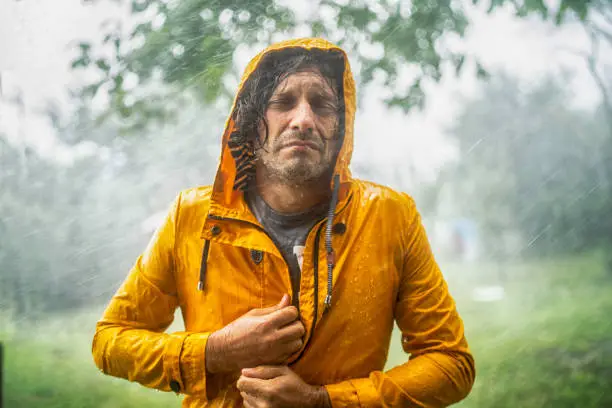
top-left (290, 100), bottom-right (315, 134)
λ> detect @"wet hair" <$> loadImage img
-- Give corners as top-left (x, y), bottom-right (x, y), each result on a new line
top-left (228, 47), bottom-right (346, 191)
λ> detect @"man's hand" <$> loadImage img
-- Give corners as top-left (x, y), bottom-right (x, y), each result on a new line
top-left (205, 294), bottom-right (305, 374)
top-left (237, 365), bottom-right (331, 408)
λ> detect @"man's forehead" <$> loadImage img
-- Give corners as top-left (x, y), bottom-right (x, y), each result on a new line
top-left (272, 69), bottom-right (336, 95)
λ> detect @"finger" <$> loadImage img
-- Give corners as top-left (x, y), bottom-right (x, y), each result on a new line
top-left (236, 376), bottom-right (267, 396)
top-left (283, 338), bottom-right (303, 355)
top-left (253, 294), bottom-right (291, 315)
top-left (278, 293), bottom-right (291, 308)
top-left (241, 392), bottom-right (261, 408)
top-left (265, 305), bottom-right (299, 328)
top-left (276, 320), bottom-right (306, 341)
top-left (241, 365), bottom-right (289, 380)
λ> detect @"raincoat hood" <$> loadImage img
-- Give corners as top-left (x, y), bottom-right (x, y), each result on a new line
top-left (210, 38), bottom-right (356, 212)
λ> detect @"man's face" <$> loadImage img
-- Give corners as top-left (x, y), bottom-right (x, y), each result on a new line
top-left (256, 69), bottom-right (340, 185)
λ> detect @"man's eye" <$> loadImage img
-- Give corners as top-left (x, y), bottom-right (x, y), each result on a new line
top-left (269, 98), bottom-right (294, 108)
top-left (313, 101), bottom-right (337, 115)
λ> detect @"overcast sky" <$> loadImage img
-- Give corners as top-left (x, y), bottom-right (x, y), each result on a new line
top-left (0, 0), bottom-right (603, 178)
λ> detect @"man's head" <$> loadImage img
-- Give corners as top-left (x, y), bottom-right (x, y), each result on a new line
top-left (233, 48), bottom-right (345, 187)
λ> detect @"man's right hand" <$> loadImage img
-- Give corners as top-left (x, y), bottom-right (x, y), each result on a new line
top-left (205, 294), bottom-right (305, 374)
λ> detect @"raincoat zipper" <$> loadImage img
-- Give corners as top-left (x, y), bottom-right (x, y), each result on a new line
top-left (206, 213), bottom-right (327, 356)
top-left (291, 221), bottom-right (326, 363)
top-left (205, 190), bottom-right (352, 360)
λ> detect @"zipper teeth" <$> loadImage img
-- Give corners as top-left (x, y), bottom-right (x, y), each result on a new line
top-left (312, 223), bottom-right (324, 333)
top-left (291, 221), bottom-right (325, 363)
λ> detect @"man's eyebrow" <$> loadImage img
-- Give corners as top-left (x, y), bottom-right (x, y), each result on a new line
top-left (309, 85), bottom-right (336, 100)
top-left (270, 86), bottom-right (295, 98)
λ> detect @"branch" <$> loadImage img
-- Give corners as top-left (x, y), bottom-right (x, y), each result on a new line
top-left (585, 28), bottom-right (612, 121)
top-left (556, 46), bottom-right (590, 59)
top-left (592, 0), bottom-right (612, 27)
top-left (588, 22), bottom-right (612, 44)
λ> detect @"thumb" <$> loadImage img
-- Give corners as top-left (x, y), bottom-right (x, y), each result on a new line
top-left (277, 293), bottom-right (291, 308)
top-left (253, 294), bottom-right (291, 315)
top-left (241, 365), bottom-right (290, 379)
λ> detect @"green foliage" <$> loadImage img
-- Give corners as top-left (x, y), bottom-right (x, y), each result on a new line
top-left (73, 0), bottom-right (297, 130)
top-left (70, 0), bottom-right (599, 130)
top-left (70, 0), bottom-right (469, 129)
top-left (482, 0), bottom-right (597, 22)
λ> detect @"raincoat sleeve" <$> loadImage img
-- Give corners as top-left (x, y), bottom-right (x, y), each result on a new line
top-left (92, 192), bottom-right (211, 397)
top-left (325, 196), bottom-right (475, 407)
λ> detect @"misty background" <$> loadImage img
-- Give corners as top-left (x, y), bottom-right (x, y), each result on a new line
top-left (1, 0), bottom-right (611, 407)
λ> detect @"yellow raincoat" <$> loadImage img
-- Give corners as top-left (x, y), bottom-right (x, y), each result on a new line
top-left (93, 38), bottom-right (475, 407)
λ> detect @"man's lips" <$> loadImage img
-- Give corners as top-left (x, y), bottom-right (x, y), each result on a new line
top-left (281, 140), bottom-right (320, 151)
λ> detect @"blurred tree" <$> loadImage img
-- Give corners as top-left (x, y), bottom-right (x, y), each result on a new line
top-left (442, 73), bottom-right (611, 261)
top-left (0, 136), bottom-right (85, 316)
top-left (0, 98), bottom-right (224, 317)
top-left (559, 0), bottom-right (612, 269)
top-left (71, 0), bottom-right (595, 130)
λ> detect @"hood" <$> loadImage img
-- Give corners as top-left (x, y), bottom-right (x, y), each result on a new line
top-left (209, 38), bottom-right (356, 213)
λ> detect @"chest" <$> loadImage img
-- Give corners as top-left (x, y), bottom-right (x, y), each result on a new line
top-left (174, 215), bottom-right (403, 334)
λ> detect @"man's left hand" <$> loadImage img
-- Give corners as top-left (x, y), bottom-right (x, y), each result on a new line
top-left (237, 365), bottom-right (331, 408)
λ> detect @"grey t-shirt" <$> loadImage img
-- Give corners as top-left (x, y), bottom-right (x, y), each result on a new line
top-left (245, 191), bottom-right (328, 305)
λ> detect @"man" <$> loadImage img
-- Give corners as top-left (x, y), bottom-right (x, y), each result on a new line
top-left (92, 38), bottom-right (475, 407)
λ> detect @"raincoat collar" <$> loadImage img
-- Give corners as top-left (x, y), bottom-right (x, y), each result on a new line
top-left (207, 38), bottom-right (356, 222)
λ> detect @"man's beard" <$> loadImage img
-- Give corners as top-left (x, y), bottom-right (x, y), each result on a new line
top-left (256, 131), bottom-right (335, 186)
top-left (264, 156), bottom-right (330, 185)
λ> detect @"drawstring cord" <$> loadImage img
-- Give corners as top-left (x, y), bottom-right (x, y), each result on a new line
top-left (197, 239), bottom-right (211, 291)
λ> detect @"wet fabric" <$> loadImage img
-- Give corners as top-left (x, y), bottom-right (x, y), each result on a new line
top-left (245, 190), bottom-right (328, 308)
top-left (92, 38), bottom-right (476, 408)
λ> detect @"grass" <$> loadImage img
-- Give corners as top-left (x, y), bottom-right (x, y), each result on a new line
top-left (2, 252), bottom-right (612, 407)
top-left (445, 253), bottom-right (612, 408)
top-left (1, 309), bottom-right (181, 408)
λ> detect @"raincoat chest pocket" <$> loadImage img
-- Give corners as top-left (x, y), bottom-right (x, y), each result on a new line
top-left (177, 234), bottom-right (292, 331)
